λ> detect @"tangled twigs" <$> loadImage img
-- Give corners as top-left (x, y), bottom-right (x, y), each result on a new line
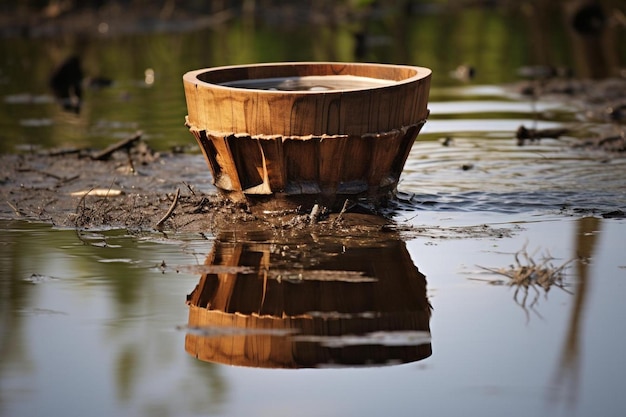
top-left (472, 245), bottom-right (577, 318)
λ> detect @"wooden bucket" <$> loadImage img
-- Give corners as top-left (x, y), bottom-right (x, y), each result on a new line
top-left (183, 62), bottom-right (431, 210)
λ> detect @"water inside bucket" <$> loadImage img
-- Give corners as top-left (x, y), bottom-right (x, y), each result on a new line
top-left (220, 75), bottom-right (395, 91)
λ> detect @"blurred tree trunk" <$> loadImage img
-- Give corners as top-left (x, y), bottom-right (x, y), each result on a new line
top-left (562, 0), bottom-right (620, 78)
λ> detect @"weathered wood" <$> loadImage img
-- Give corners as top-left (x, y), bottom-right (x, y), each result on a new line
top-left (183, 62), bottom-right (431, 210)
top-left (185, 62), bottom-right (430, 137)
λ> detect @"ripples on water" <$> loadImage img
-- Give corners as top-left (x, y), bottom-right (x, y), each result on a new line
top-left (398, 86), bottom-right (626, 215)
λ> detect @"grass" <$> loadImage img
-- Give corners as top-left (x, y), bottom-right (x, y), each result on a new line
top-left (471, 245), bottom-right (578, 318)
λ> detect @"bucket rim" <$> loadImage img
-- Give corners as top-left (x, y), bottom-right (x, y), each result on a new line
top-left (183, 61), bottom-right (432, 95)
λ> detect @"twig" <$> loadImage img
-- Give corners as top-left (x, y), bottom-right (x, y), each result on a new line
top-left (91, 131), bottom-right (142, 161)
top-left (6, 200), bottom-right (22, 217)
top-left (16, 167), bottom-right (63, 180)
top-left (156, 188), bottom-right (180, 229)
top-left (57, 174), bottom-right (80, 185)
top-left (47, 148), bottom-right (81, 157)
top-left (73, 187), bottom-right (95, 229)
top-left (16, 166), bottom-right (81, 186)
top-left (126, 148), bottom-right (136, 173)
top-left (92, 179), bottom-right (118, 220)
top-left (332, 199), bottom-right (350, 225)
top-left (183, 181), bottom-right (196, 196)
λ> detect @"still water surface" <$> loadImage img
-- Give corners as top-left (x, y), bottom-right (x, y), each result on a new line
top-left (2, 4), bottom-right (626, 417)
top-left (219, 75), bottom-right (396, 91)
top-left (2, 215), bottom-right (626, 417)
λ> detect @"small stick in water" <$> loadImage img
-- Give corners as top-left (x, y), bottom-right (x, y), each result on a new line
top-left (333, 199), bottom-right (350, 225)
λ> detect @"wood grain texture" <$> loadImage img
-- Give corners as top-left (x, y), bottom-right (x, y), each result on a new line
top-left (184, 62), bottom-right (431, 137)
top-left (184, 62), bottom-right (431, 208)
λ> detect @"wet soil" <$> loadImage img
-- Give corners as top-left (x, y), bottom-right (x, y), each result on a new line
top-left (0, 139), bottom-right (518, 240)
top-left (0, 142), bottom-right (245, 231)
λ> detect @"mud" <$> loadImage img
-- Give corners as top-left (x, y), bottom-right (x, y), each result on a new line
top-left (1, 142), bottom-right (248, 231)
top-left (0, 139), bottom-right (519, 241)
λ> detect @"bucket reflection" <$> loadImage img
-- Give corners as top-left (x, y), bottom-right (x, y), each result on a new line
top-left (184, 223), bottom-right (432, 368)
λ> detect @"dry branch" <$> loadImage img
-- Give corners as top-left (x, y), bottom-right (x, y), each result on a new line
top-left (91, 131), bottom-right (142, 161)
top-left (156, 188), bottom-right (181, 229)
top-left (6, 200), bottom-right (22, 217)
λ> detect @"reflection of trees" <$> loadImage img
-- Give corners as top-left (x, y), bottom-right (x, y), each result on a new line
top-left (522, 0), bottom-right (623, 78)
top-left (0, 224), bottom-right (226, 416)
top-left (548, 216), bottom-right (599, 409)
top-left (0, 224), bottom-right (40, 415)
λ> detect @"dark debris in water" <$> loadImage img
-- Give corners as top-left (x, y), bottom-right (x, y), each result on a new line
top-left (515, 125), bottom-right (569, 146)
top-left (513, 74), bottom-right (626, 152)
top-left (602, 209), bottom-right (626, 219)
top-left (23, 273), bottom-right (61, 284)
top-left (573, 135), bottom-right (626, 153)
top-left (568, 208), bottom-right (626, 219)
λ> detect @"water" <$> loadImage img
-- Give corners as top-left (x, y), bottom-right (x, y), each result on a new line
top-left (219, 75), bottom-right (395, 91)
top-left (1, 3), bottom-right (626, 417)
top-left (2, 216), bottom-right (626, 417)
top-left (405, 85), bottom-right (626, 216)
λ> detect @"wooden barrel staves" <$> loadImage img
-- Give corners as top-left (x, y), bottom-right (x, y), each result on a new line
top-left (183, 62), bottom-right (432, 211)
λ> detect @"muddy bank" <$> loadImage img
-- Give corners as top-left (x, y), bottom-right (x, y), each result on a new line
top-left (0, 142), bottom-right (245, 232)
top-left (0, 138), bottom-right (520, 241)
